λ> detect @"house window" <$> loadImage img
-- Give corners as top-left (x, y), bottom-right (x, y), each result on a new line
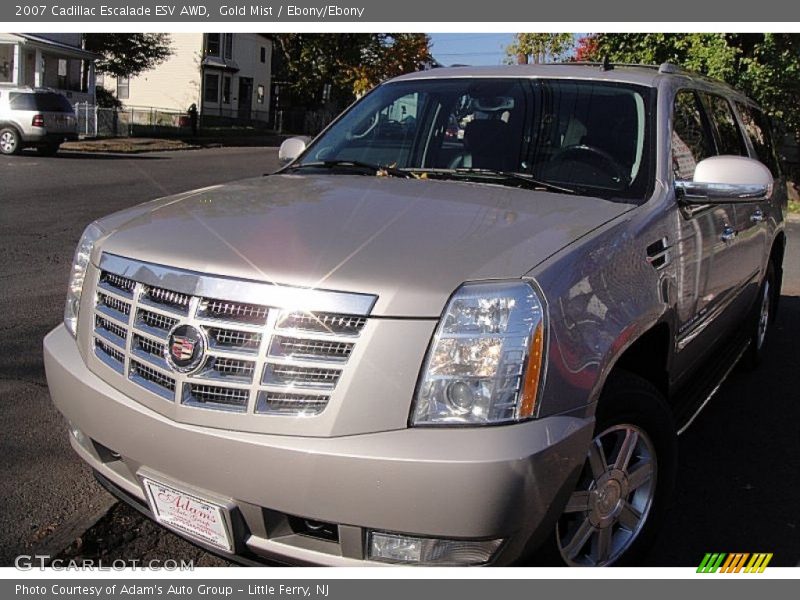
top-left (204, 72), bottom-right (219, 103)
top-left (260, 47), bottom-right (266, 63)
top-left (224, 34), bottom-right (233, 60)
top-left (57, 59), bottom-right (68, 89)
top-left (0, 44), bottom-right (14, 83)
top-left (117, 76), bottom-right (130, 100)
top-left (257, 84), bottom-right (265, 104)
top-left (207, 34), bottom-right (221, 56)
top-left (222, 75), bottom-right (231, 104)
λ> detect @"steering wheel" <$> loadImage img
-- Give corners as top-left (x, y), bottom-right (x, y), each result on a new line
top-left (550, 144), bottom-right (631, 187)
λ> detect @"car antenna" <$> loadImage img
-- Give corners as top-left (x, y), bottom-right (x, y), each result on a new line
top-left (601, 56), bottom-right (614, 71)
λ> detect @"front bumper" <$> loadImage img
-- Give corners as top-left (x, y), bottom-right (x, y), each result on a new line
top-left (44, 324), bottom-right (593, 566)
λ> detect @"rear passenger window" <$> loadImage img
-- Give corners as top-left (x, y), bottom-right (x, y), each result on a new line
top-left (671, 91), bottom-right (714, 180)
top-left (736, 103), bottom-right (781, 177)
top-left (702, 94), bottom-right (747, 156)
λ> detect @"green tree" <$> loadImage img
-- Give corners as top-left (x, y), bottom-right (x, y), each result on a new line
top-left (272, 34), bottom-right (431, 107)
top-left (84, 33), bottom-right (173, 79)
top-left (506, 33), bottom-right (574, 64)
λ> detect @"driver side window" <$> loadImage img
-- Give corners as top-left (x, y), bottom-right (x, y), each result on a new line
top-left (672, 91), bottom-right (714, 181)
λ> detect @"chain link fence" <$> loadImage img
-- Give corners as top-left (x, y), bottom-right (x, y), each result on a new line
top-left (73, 103), bottom-right (337, 138)
top-left (74, 103), bottom-right (192, 138)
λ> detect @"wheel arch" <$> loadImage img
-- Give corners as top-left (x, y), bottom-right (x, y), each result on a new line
top-left (600, 319), bottom-right (673, 405)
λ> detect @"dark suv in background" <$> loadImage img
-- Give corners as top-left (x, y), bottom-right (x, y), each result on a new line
top-left (0, 86), bottom-right (78, 156)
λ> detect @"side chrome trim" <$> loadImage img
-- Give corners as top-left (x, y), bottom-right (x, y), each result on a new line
top-left (98, 253), bottom-right (378, 316)
top-left (676, 341), bottom-right (749, 436)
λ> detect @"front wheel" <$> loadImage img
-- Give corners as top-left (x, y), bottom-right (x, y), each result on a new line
top-left (553, 371), bottom-right (677, 566)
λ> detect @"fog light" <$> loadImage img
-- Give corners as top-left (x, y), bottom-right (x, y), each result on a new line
top-left (368, 531), bottom-right (503, 565)
top-left (68, 423), bottom-right (86, 445)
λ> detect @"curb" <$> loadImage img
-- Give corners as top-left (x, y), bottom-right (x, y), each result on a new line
top-left (31, 492), bottom-right (118, 563)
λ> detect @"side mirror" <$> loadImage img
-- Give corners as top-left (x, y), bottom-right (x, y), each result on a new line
top-left (278, 136), bottom-right (311, 164)
top-left (675, 156), bottom-right (773, 205)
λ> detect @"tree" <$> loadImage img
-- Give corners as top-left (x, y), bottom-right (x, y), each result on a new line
top-left (271, 34), bottom-right (432, 108)
top-left (506, 33), bottom-right (574, 64)
top-left (84, 33), bottom-right (173, 79)
top-left (351, 34), bottom-right (432, 96)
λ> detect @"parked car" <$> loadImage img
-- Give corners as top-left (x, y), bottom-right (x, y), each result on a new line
top-left (0, 85), bottom-right (78, 156)
top-left (44, 63), bottom-right (786, 566)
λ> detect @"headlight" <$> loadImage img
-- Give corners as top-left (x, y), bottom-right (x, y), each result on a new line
top-left (411, 280), bottom-right (546, 426)
top-left (64, 223), bottom-right (104, 337)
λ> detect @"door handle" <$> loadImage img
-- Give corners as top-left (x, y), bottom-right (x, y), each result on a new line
top-left (721, 226), bottom-right (737, 242)
top-left (750, 208), bottom-right (764, 223)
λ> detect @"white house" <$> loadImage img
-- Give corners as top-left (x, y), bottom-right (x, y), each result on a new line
top-left (101, 33), bottom-right (273, 121)
top-left (0, 33), bottom-right (97, 104)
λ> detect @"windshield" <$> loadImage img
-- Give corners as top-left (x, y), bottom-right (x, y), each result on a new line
top-left (299, 77), bottom-right (655, 201)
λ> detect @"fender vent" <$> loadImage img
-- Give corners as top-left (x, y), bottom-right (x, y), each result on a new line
top-left (646, 238), bottom-right (671, 270)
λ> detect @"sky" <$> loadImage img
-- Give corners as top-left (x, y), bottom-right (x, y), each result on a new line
top-left (428, 33), bottom-right (516, 66)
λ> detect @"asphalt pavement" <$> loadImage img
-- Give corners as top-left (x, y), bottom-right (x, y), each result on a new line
top-left (0, 146), bottom-right (282, 566)
top-left (1, 147), bottom-right (798, 567)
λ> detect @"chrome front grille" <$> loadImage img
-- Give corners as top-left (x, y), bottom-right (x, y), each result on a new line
top-left (141, 285), bottom-right (191, 314)
top-left (136, 309), bottom-right (177, 335)
top-left (130, 359), bottom-right (176, 399)
top-left (185, 384), bottom-right (249, 411)
top-left (269, 336), bottom-right (354, 362)
top-left (205, 327), bottom-right (262, 351)
top-left (264, 364), bottom-right (341, 389)
top-left (90, 254), bottom-right (375, 420)
top-left (256, 391), bottom-right (330, 416)
top-left (276, 311), bottom-right (366, 336)
top-left (199, 298), bottom-right (269, 325)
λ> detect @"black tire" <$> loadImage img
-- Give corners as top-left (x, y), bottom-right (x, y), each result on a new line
top-left (0, 127), bottom-right (22, 155)
top-left (37, 143), bottom-right (60, 157)
top-left (742, 262), bottom-right (776, 370)
top-left (534, 370), bottom-right (677, 566)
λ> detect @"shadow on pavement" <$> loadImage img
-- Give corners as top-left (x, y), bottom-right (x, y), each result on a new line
top-left (51, 152), bottom-right (170, 160)
top-left (644, 294), bottom-right (800, 566)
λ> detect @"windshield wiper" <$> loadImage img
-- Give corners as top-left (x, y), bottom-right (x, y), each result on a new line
top-left (449, 168), bottom-right (577, 194)
top-left (288, 160), bottom-right (412, 178)
top-left (402, 167), bottom-right (576, 194)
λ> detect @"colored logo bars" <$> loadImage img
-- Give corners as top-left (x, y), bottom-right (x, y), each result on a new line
top-left (697, 552), bottom-right (773, 573)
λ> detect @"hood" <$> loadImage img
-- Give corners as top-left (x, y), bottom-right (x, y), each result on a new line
top-left (96, 174), bottom-right (634, 317)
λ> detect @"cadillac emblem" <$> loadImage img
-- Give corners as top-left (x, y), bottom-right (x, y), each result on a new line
top-left (165, 324), bottom-right (206, 373)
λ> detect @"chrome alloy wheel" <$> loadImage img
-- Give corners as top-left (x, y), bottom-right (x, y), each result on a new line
top-left (557, 424), bottom-right (657, 566)
top-left (756, 280), bottom-right (771, 350)
top-left (0, 130), bottom-right (17, 154)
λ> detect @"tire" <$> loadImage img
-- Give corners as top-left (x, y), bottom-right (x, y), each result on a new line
top-left (542, 371), bottom-right (677, 566)
top-left (742, 262), bottom-right (776, 370)
top-left (0, 127), bottom-right (22, 155)
top-left (37, 143), bottom-right (60, 157)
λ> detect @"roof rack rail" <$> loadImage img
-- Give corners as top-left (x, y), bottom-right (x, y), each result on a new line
top-left (658, 62), bottom-right (683, 74)
top-left (545, 61), bottom-right (688, 74)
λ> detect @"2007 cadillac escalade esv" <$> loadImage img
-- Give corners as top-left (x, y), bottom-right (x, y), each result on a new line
top-left (44, 63), bottom-right (786, 566)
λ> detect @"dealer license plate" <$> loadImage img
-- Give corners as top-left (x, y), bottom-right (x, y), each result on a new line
top-left (142, 478), bottom-right (233, 552)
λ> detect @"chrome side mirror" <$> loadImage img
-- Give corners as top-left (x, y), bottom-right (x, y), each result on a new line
top-left (675, 156), bottom-right (773, 205)
top-left (278, 136), bottom-right (312, 164)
